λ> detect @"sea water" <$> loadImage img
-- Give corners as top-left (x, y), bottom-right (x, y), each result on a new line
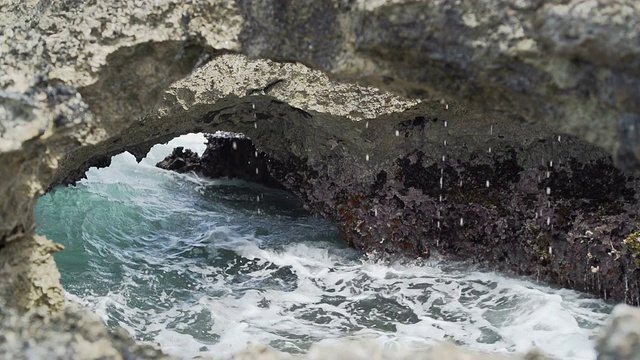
top-left (35, 134), bottom-right (612, 360)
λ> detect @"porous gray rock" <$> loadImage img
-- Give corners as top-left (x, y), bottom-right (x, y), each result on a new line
top-left (597, 304), bottom-right (640, 360)
top-left (238, 0), bottom-right (640, 170)
top-left (0, 302), bottom-right (176, 360)
top-left (232, 342), bottom-right (543, 360)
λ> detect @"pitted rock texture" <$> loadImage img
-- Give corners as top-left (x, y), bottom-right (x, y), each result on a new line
top-left (0, 302), bottom-right (176, 360)
top-left (0, 235), bottom-right (64, 312)
top-left (597, 304), bottom-right (640, 360)
top-left (232, 342), bottom-right (541, 360)
top-left (238, 0), bottom-right (640, 171)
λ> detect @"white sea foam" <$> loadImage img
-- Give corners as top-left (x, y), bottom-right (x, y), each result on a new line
top-left (66, 238), bottom-right (610, 359)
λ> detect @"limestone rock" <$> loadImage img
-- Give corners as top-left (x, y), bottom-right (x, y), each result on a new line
top-left (232, 341), bottom-right (546, 360)
top-left (0, 235), bottom-right (64, 312)
top-left (597, 304), bottom-right (640, 360)
top-left (0, 302), bottom-right (176, 360)
top-left (238, 0), bottom-right (640, 170)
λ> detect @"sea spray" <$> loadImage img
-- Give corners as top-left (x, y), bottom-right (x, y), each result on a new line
top-left (36, 135), bottom-right (612, 360)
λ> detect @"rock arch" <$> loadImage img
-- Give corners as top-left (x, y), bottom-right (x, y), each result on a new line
top-left (1, 0), bottom-right (640, 316)
top-left (3, 51), bottom-right (639, 312)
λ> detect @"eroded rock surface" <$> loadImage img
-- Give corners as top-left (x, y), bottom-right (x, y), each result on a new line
top-left (597, 304), bottom-right (640, 360)
top-left (2, 0), bottom-right (640, 307)
top-left (239, 0), bottom-right (640, 170)
top-left (0, 302), bottom-right (176, 360)
top-left (1, 0), bottom-right (640, 359)
top-left (157, 135), bottom-right (285, 189)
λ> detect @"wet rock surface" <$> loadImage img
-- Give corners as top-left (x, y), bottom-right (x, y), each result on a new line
top-left (156, 147), bottom-right (202, 174)
top-left (157, 135), bottom-right (285, 189)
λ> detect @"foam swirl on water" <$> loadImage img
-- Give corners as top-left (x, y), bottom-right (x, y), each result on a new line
top-left (36, 135), bottom-right (611, 360)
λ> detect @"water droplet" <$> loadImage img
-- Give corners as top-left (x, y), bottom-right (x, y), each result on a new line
top-left (546, 187), bottom-right (551, 195)
top-left (490, 125), bottom-right (494, 136)
top-left (547, 217), bottom-right (551, 226)
top-left (557, 135), bottom-right (561, 142)
top-left (255, 151), bottom-right (258, 157)
top-left (546, 171), bottom-right (550, 178)
top-left (438, 195), bottom-right (442, 202)
top-left (446, 104), bottom-right (449, 110)
top-left (549, 246), bottom-right (553, 255)
top-left (232, 141), bottom-right (237, 150)
top-left (488, 147), bottom-right (492, 153)
top-left (486, 180), bottom-right (490, 188)
top-left (437, 221), bottom-right (441, 229)
top-left (366, 154), bottom-right (370, 161)
top-left (366, 121), bottom-right (369, 129)
top-left (254, 122), bottom-right (257, 129)
top-left (444, 140), bottom-right (447, 146)
top-left (549, 160), bottom-right (554, 167)
top-left (252, 103), bottom-right (255, 110)
top-left (395, 130), bottom-right (400, 136)
top-left (444, 121), bottom-right (448, 128)
top-left (256, 195), bottom-right (260, 202)
top-left (459, 180), bottom-right (463, 187)
top-left (255, 168), bottom-right (259, 175)
top-left (442, 155), bottom-right (446, 162)
top-left (374, 208), bottom-right (378, 216)
top-left (439, 176), bottom-right (443, 189)
top-left (460, 218), bottom-right (464, 226)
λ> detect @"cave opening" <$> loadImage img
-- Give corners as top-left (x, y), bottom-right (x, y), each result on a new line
top-left (33, 133), bottom-right (613, 359)
top-left (35, 132), bottom-right (350, 354)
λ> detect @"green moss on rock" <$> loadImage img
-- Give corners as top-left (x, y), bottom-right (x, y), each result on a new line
top-left (624, 232), bottom-right (640, 265)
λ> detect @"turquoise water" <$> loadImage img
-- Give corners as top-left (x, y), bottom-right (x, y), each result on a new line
top-left (35, 135), bottom-right (612, 359)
